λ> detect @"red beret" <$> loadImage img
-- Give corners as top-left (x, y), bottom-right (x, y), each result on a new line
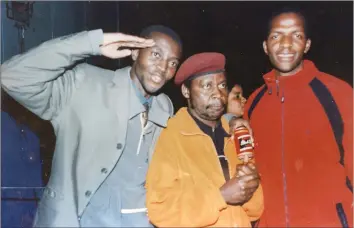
top-left (174, 52), bottom-right (226, 85)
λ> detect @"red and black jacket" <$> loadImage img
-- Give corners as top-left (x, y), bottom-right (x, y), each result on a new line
top-left (245, 60), bottom-right (353, 227)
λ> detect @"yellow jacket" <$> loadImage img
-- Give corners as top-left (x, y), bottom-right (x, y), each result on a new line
top-left (146, 108), bottom-right (264, 227)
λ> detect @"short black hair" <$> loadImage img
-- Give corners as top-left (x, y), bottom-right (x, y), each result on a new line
top-left (183, 80), bottom-right (192, 89)
top-left (265, 7), bottom-right (310, 39)
top-left (140, 25), bottom-right (183, 49)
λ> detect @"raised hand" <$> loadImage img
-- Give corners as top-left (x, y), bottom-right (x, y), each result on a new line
top-left (100, 33), bottom-right (155, 59)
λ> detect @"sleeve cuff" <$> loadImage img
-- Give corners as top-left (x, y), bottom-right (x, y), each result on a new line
top-left (214, 188), bottom-right (228, 211)
top-left (87, 29), bottom-right (103, 55)
top-left (223, 113), bottom-right (237, 122)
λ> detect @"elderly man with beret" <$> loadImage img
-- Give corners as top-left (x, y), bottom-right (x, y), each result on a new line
top-left (145, 52), bottom-right (264, 227)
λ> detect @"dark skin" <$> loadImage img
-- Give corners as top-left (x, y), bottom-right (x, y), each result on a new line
top-left (131, 32), bottom-right (182, 98)
top-left (263, 12), bottom-right (311, 77)
top-left (227, 84), bottom-right (247, 118)
top-left (182, 73), bottom-right (260, 205)
top-left (221, 163), bottom-right (260, 205)
top-left (182, 72), bottom-right (228, 129)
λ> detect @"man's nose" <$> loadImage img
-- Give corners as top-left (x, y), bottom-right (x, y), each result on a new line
top-left (280, 36), bottom-right (293, 48)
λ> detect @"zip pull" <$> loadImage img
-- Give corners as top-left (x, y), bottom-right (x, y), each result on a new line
top-left (268, 87), bottom-right (273, 95)
top-left (281, 91), bottom-right (285, 103)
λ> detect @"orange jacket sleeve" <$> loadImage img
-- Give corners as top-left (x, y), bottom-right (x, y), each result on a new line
top-left (242, 184), bottom-right (264, 221)
top-left (145, 130), bottom-right (227, 227)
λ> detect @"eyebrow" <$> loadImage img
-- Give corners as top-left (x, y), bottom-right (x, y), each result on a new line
top-left (152, 45), bottom-right (180, 61)
top-left (170, 56), bottom-right (180, 61)
top-left (151, 45), bottom-right (162, 51)
top-left (219, 79), bottom-right (227, 84)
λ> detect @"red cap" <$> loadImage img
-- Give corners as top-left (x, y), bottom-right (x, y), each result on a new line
top-left (174, 52), bottom-right (226, 85)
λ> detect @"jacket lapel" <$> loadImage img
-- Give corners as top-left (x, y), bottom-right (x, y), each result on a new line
top-left (106, 66), bottom-right (132, 149)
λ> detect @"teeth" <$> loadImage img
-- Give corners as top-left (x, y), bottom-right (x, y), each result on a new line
top-left (152, 76), bottom-right (162, 83)
top-left (278, 54), bottom-right (294, 57)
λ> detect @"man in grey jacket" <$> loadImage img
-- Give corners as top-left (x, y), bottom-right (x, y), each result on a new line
top-left (1, 25), bottom-right (182, 227)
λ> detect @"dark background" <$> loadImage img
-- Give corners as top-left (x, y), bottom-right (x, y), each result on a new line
top-left (2, 1), bottom-right (353, 184)
top-left (118, 1), bottom-right (353, 109)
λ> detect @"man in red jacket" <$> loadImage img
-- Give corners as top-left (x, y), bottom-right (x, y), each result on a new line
top-left (244, 8), bottom-right (353, 227)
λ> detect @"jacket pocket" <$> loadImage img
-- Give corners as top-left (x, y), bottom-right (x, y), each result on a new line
top-left (336, 202), bottom-right (349, 228)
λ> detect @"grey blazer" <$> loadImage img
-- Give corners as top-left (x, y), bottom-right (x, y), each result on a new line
top-left (1, 29), bottom-right (174, 227)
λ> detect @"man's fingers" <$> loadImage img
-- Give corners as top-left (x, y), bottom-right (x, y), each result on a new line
top-left (240, 180), bottom-right (259, 194)
top-left (115, 49), bottom-right (132, 58)
top-left (237, 164), bottom-right (255, 175)
top-left (236, 164), bottom-right (249, 176)
top-left (236, 170), bottom-right (247, 177)
top-left (239, 173), bottom-right (259, 183)
top-left (247, 162), bottom-right (257, 170)
top-left (117, 33), bottom-right (155, 44)
top-left (116, 41), bottom-right (155, 49)
top-left (102, 41), bottom-right (154, 49)
top-left (243, 155), bottom-right (250, 163)
top-left (103, 49), bottom-right (132, 59)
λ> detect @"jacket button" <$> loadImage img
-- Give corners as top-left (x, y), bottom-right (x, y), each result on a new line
top-left (85, 191), bottom-right (92, 197)
top-left (117, 143), bottom-right (123, 150)
top-left (46, 188), bottom-right (56, 198)
top-left (101, 168), bottom-right (108, 174)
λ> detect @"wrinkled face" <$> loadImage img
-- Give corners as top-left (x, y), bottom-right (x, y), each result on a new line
top-left (263, 13), bottom-right (311, 76)
top-left (182, 72), bottom-right (228, 121)
top-left (131, 32), bottom-right (182, 94)
top-left (227, 85), bottom-right (246, 117)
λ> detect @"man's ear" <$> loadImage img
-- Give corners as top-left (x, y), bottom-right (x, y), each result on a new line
top-left (263, 41), bottom-right (269, 55)
top-left (181, 83), bottom-right (190, 99)
top-left (304, 38), bottom-right (312, 54)
top-left (131, 49), bottom-right (139, 61)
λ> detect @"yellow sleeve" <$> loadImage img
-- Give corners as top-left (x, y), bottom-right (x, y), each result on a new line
top-left (242, 184), bottom-right (264, 221)
top-left (146, 129), bottom-right (227, 227)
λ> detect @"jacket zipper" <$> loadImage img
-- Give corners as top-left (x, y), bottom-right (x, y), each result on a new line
top-left (280, 91), bottom-right (289, 226)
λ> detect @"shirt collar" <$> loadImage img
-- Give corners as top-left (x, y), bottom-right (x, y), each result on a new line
top-left (263, 59), bottom-right (319, 88)
top-left (131, 78), bottom-right (153, 108)
top-left (187, 109), bottom-right (230, 137)
top-left (128, 77), bottom-right (169, 127)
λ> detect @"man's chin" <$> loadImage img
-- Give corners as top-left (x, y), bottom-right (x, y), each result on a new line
top-left (274, 61), bottom-right (303, 75)
top-left (208, 112), bottom-right (224, 120)
top-left (144, 85), bottom-right (163, 95)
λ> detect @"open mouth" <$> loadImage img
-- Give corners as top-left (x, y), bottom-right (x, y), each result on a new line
top-left (151, 75), bottom-right (163, 84)
top-left (277, 53), bottom-right (295, 62)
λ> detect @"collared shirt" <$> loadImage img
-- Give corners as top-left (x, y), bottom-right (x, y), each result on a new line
top-left (80, 77), bottom-right (166, 227)
top-left (187, 109), bottom-right (231, 181)
top-left (131, 78), bottom-right (153, 109)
